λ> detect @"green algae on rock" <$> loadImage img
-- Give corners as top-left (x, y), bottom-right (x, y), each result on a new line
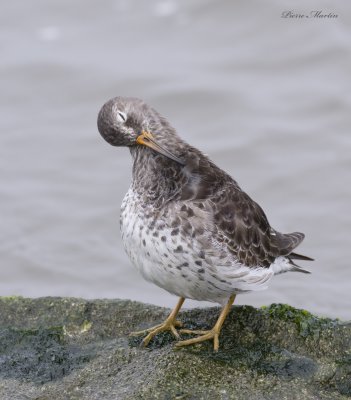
top-left (0, 297), bottom-right (350, 400)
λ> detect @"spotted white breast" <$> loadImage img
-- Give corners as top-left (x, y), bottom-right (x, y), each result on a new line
top-left (119, 187), bottom-right (292, 305)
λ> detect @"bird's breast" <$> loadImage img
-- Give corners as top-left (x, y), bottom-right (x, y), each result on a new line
top-left (119, 187), bottom-right (279, 303)
top-left (120, 187), bottom-right (175, 284)
top-left (120, 187), bottom-right (219, 300)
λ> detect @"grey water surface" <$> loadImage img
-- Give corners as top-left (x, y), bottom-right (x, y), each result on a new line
top-left (1, 0), bottom-right (350, 319)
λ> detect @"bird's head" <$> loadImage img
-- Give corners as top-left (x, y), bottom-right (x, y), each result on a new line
top-left (97, 97), bottom-right (184, 165)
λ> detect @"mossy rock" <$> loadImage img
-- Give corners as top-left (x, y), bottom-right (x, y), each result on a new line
top-left (0, 297), bottom-right (350, 399)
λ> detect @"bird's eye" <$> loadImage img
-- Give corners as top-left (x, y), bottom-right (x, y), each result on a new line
top-left (117, 111), bottom-right (127, 122)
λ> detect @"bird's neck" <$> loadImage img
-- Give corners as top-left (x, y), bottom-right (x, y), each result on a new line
top-left (129, 146), bottom-right (184, 205)
top-left (129, 145), bottom-right (229, 205)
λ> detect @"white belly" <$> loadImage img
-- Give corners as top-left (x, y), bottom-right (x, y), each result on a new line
top-left (120, 188), bottom-right (287, 304)
top-left (120, 188), bottom-right (211, 301)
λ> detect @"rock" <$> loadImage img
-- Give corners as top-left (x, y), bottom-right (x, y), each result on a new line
top-left (0, 297), bottom-right (350, 399)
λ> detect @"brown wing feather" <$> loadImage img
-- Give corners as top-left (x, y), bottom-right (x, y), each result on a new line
top-left (179, 150), bottom-right (307, 268)
top-left (271, 231), bottom-right (305, 256)
top-left (211, 188), bottom-right (280, 267)
top-left (210, 185), bottom-right (307, 268)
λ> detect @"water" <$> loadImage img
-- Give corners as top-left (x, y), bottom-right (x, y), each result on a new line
top-left (1, 0), bottom-right (350, 319)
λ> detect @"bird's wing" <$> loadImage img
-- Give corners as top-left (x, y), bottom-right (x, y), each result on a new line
top-left (177, 149), bottom-right (306, 268)
top-left (208, 186), bottom-right (305, 268)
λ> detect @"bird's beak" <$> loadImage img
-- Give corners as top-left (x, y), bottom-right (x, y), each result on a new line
top-left (136, 131), bottom-right (184, 165)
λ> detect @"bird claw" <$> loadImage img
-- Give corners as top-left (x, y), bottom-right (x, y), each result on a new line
top-left (130, 319), bottom-right (183, 346)
top-left (176, 328), bottom-right (220, 351)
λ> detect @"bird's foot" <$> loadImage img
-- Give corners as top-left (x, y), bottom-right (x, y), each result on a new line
top-left (130, 318), bottom-right (183, 347)
top-left (176, 328), bottom-right (221, 351)
top-left (176, 295), bottom-right (236, 351)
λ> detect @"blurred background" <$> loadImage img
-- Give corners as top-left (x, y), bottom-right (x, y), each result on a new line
top-left (1, 0), bottom-right (350, 319)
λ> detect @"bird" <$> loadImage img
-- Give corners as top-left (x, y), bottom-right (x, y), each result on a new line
top-left (97, 96), bottom-right (313, 351)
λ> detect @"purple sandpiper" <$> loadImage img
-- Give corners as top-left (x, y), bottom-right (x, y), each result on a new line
top-left (97, 96), bottom-right (313, 351)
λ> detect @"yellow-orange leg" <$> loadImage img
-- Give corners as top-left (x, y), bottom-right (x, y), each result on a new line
top-left (176, 294), bottom-right (236, 351)
top-left (130, 297), bottom-right (185, 346)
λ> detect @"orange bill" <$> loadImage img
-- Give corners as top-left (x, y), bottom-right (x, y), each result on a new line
top-left (136, 131), bottom-right (184, 165)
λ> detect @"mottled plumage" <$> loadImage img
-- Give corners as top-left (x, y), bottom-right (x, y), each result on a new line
top-left (98, 96), bottom-right (313, 350)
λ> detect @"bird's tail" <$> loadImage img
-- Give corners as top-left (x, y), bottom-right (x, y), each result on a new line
top-left (287, 252), bottom-right (314, 274)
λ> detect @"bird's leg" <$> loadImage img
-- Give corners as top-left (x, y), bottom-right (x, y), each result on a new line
top-left (176, 294), bottom-right (236, 351)
top-left (130, 297), bottom-right (185, 346)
